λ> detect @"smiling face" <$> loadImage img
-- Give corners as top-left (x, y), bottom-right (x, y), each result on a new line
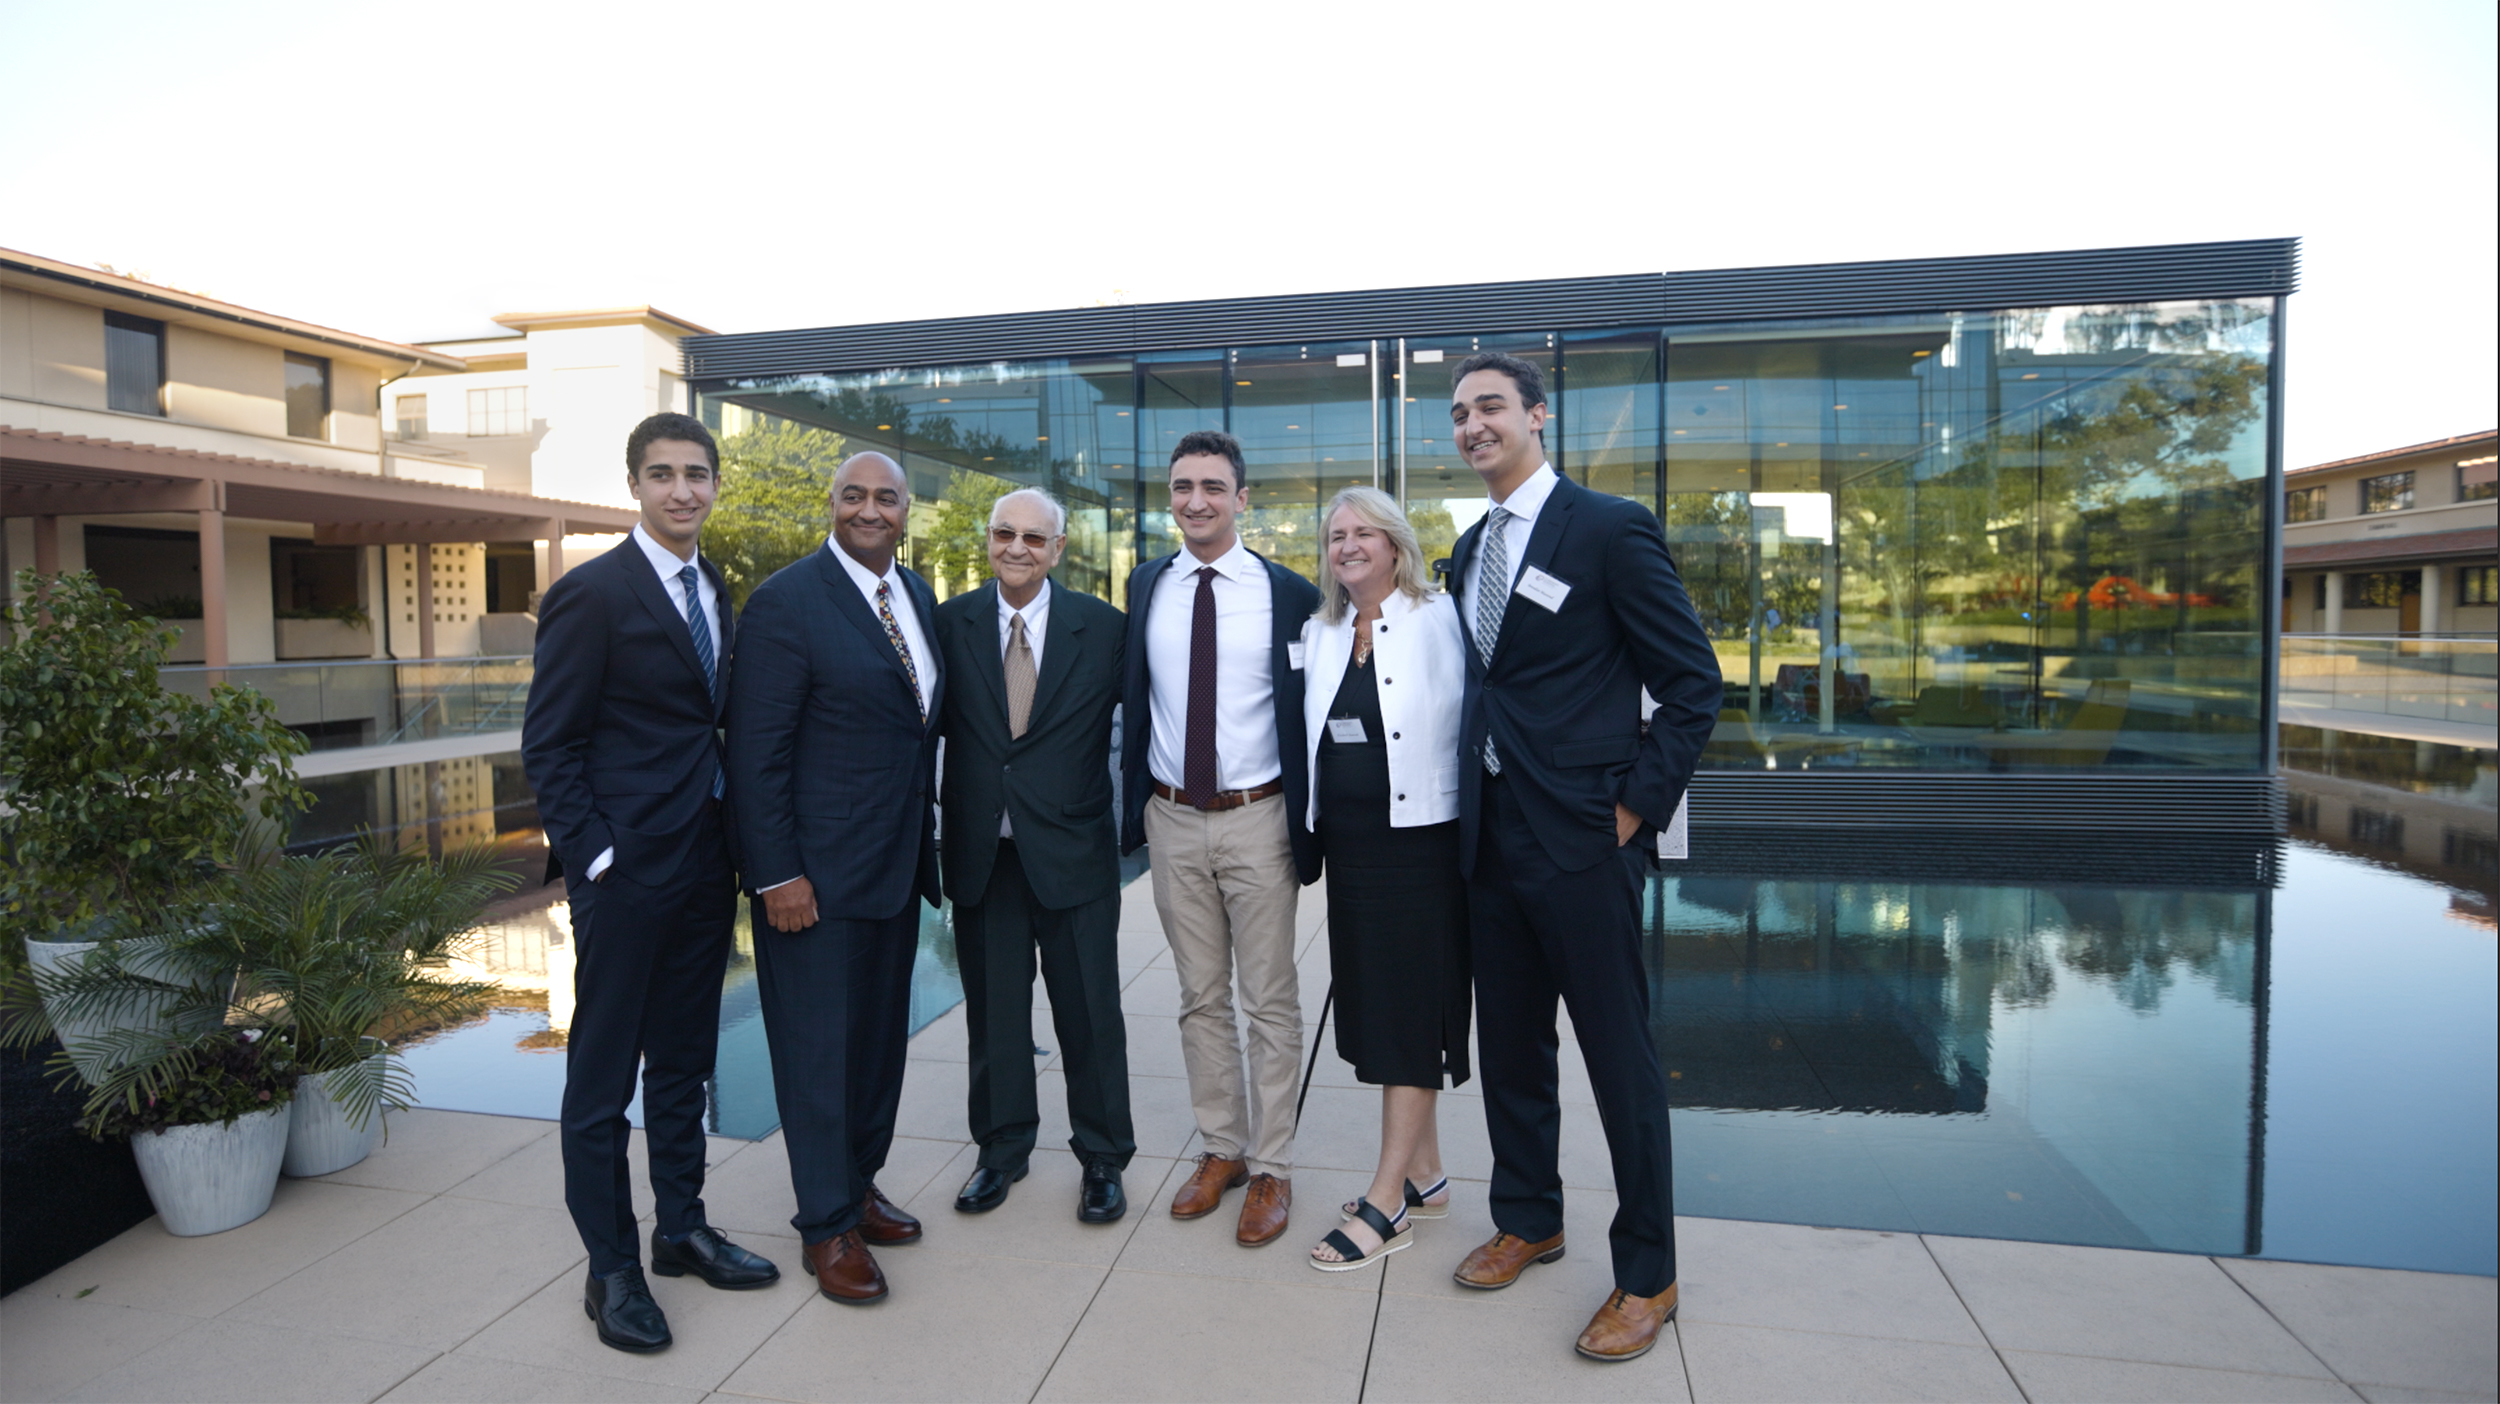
top-left (987, 492), bottom-right (1064, 601)
top-left (1168, 452), bottom-right (1247, 560)
top-left (628, 438), bottom-right (718, 560)
top-left (1451, 367), bottom-right (1548, 499)
top-left (1326, 503), bottom-right (1396, 607)
top-left (831, 452), bottom-right (909, 572)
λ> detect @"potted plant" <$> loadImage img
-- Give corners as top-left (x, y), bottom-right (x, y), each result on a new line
top-left (0, 569), bottom-right (309, 1081)
top-left (185, 835), bottom-right (514, 1176)
top-left (82, 1026), bottom-right (300, 1236)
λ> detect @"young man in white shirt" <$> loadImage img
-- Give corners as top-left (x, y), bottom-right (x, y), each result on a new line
top-left (1118, 430), bottom-right (1323, 1248)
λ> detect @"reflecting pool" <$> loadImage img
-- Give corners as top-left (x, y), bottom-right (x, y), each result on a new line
top-left (1655, 819), bottom-right (2496, 1276)
top-left (396, 900), bottom-right (962, 1140)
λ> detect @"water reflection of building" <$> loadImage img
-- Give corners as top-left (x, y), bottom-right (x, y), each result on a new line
top-left (2280, 727), bottom-right (2498, 910)
top-left (1647, 833), bottom-right (2270, 1256)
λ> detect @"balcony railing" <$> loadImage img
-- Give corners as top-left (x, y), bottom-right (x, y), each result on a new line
top-left (158, 656), bottom-right (533, 750)
top-left (2279, 635), bottom-right (2497, 728)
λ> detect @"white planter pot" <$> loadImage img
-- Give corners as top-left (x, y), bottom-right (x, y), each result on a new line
top-left (284, 1059), bottom-right (387, 1178)
top-left (24, 932), bottom-right (221, 1086)
top-left (130, 1104), bottom-right (290, 1236)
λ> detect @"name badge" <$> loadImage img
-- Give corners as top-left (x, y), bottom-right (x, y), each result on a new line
top-left (1327, 717), bottom-right (1368, 744)
top-left (1287, 641), bottom-right (1307, 670)
top-left (1515, 565), bottom-right (1572, 613)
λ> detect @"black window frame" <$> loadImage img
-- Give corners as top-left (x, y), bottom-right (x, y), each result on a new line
top-left (2359, 470), bottom-right (2414, 514)
top-left (2285, 484), bottom-right (2327, 522)
top-left (103, 311), bottom-right (167, 417)
top-left (284, 351), bottom-right (332, 441)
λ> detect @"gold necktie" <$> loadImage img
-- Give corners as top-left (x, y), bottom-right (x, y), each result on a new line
top-left (1005, 612), bottom-right (1037, 739)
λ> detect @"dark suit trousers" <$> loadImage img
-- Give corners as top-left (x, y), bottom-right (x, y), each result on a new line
top-left (559, 808), bottom-right (736, 1275)
top-left (958, 840), bottom-right (1135, 1171)
top-left (753, 898), bottom-right (917, 1244)
top-left (1468, 773), bottom-right (1677, 1296)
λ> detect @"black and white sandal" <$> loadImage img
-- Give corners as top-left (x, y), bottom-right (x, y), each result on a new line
top-left (1343, 1176), bottom-right (1451, 1222)
top-left (1310, 1199), bottom-right (1411, 1273)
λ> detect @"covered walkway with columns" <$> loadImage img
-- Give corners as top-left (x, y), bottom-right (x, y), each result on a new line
top-left (2, 425), bottom-right (636, 664)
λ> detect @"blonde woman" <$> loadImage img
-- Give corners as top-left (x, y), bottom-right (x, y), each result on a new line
top-left (1297, 486), bottom-right (1471, 1272)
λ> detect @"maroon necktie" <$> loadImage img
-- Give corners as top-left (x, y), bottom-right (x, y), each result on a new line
top-left (1183, 566), bottom-right (1220, 805)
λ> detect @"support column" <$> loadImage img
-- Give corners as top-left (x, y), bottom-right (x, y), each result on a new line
top-left (2420, 561), bottom-right (2445, 636)
top-left (544, 521), bottom-right (566, 584)
top-left (198, 506), bottom-right (227, 670)
top-left (416, 545), bottom-right (437, 660)
top-left (2322, 570), bottom-right (2345, 635)
top-left (32, 515), bottom-right (60, 577)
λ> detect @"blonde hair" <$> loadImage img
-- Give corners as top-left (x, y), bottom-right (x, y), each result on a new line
top-left (1314, 485), bottom-right (1436, 624)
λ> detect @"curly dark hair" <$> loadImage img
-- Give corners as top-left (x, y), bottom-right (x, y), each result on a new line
top-left (1168, 429), bottom-right (1246, 490)
top-left (625, 412), bottom-right (719, 478)
top-left (1451, 352), bottom-right (1547, 412)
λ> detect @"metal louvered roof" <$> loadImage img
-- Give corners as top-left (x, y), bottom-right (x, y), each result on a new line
top-left (685, 238), bottom-right (2299, 383)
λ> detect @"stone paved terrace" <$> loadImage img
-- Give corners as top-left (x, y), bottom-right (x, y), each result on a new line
top-left (5, 879), bottom-right (2494, 1403)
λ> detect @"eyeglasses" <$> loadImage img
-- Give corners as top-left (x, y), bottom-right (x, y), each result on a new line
top-left (989, 527), bottom-right (1059, 550)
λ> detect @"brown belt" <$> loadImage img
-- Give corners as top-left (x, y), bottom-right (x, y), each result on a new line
top-left (1153, 778), bottom-right (1284, 812)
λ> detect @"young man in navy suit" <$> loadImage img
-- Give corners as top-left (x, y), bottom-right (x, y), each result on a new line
top-left (1440, 355), bottom-right (1721, 1362)
top-left (728, 451), bottom-right (944, 1306)
top-left (523, 412), bottom-right (779, 1356)
top-left (1119, 430), bottom-right (1322, 1249)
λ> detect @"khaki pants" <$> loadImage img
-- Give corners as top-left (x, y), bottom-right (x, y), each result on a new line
top-left (1143, 790), bottom-right (1302, 1177)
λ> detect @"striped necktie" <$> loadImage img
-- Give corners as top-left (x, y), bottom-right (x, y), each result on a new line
top-left (679, 565), bottom-right (723, 799)
top-left (1473, 507), bottom-right (1511, 774)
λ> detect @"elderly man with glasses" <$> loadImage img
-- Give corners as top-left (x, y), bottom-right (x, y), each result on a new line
top-left (933, 487), bottom-right (1137, 1222)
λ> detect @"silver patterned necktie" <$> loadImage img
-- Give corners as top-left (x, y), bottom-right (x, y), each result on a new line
top-left (1474, 506), bottom-right (1512, 774)
top-left (679, 565), bottom-right (723, 798)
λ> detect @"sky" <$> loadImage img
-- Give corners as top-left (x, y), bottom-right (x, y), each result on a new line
top-left (2, 0), bottom-right (2492, 469)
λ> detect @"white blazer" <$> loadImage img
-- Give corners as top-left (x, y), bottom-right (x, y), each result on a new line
top-left (1299, 589), bottom-right (1467, 831)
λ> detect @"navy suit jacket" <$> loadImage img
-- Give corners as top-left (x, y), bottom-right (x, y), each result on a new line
top-left (1448, 474), bottom-right (1722, 875)
top-left (1119, 547), bottom-right (1324, 886)
top-left (521, 536), bottom-right (735, 889)
top-left (725, 544), bottom-right (944, 921)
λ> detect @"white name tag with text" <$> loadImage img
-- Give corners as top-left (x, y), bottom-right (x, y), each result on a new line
top-left (1327, 717), bottom-right (1368, 744)
top-left (1515, 565), bottom-right (1572, 613)
top-left (1656, 792), bottom-right (1690, 860)
top-left (1287, 641), bottom-right (1306, 670)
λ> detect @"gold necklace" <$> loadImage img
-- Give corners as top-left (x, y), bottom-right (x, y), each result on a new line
top-left (1354, 615), bottom-right (1374, 666)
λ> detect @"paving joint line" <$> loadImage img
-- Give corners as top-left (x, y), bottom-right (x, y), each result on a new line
top-left (1916, 1232), bottom-right (2032, 1404)
top-left (2206, 1253), bottom-right (2354, 1388)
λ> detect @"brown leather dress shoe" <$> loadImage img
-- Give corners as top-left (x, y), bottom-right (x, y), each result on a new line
top-left (1452, 1230), bottom-right (1567, 1290)
top-left (859, 1184), bottom-right (922, 1245)
top-left (1169, 1153), bottom-right (1248, 1220)
top-left (1235, 1173), bottom-right (1291, 1247)
top-left (800, 1230), bottom-right (888, 1305)
top-left (1575, 1283), bottom-right (1678, 1361)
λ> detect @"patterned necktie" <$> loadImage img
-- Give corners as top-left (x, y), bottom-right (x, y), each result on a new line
top-left (1473, 507), bottom-right (1512, 774)
top-left (876, 580), bottom-right (926, 722)
top-left (679, 565), bottom-right (723, 798)
top-left (1004, 611), bottom-right (1037, 739)
top-left (1182, 566), bottom-right (1220, 805)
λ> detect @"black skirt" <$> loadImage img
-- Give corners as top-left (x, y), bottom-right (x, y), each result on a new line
top-left (1316, 650), bottom-right (1470, 1088)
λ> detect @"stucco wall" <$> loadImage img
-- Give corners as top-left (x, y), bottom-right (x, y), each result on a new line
top-left (1, 288), bottom-right (108, 409)
top-left (164, 325), bottom-right (284, 436)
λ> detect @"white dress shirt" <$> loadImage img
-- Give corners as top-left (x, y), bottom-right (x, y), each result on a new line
top-left (996, 579), bottom-right (1050, 837)
top-left (1299, 588), bottom-right (1466, 831)
top-left (587, 525), bottom-right (722, 883)
top-left (828, 535), bottom-right (934, 712)
top-left (1145, 538), bottom-right (1282, 793)
top-left (1462, 461), bottom-right (1560, 634)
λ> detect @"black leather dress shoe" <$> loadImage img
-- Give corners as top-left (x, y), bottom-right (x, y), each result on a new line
top-left (651, 1225), bottom-right (781, 1289)
top-left (584, 1265), bottom-right (671, 1353)
top-left (1079, 1162), bottom-right (1126, 1224)
top-left (955, 1162), bottom-right (1028, 1214)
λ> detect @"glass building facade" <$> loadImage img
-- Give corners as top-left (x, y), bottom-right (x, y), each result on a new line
top-left (695, 242), bottom-right (2290, 780)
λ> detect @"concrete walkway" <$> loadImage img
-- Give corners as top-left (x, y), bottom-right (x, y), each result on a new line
top-left (5, 881), bottom-right (2494, 1403)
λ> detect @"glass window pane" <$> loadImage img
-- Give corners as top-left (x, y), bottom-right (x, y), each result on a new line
top-left (1228, 341), bottom-right (1378, 584)
top-left (285, 352), bottom-right (330, 440)
top-left (104, 313), bottom-right (165, 416)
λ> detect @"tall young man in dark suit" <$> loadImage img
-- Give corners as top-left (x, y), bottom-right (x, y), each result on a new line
top-left (1119, 430), bottom-right (1323, 1249)
top-left (728, 451), bottom-right (943, 1306)
top-left (935, 487), bottom-right (1135, 1224)
top-left (1442, 354), bottom-right (1721, 1362)
top-left (522, 412), bottom-right (780, 1356)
